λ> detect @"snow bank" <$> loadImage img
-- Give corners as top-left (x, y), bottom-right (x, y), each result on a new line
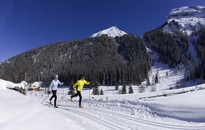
top-left (0, 79), bottom-right (19, 90)
top-left (0, 79), bottom-right (27, 90)
top-left (141, 89), bottom-right (205, 122)
top-left (0, 79), bottom-right (83, 130)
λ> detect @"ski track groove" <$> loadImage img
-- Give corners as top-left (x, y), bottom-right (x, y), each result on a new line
top-left (86, 106), bottom-right (205, 130)
top-left (57, 106), bottom-right (125, 130)
top-left (39, 94), bottom-right (205, 130)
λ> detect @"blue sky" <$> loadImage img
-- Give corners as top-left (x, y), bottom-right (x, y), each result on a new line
top-left (0, 0), bottom-right (204, 61)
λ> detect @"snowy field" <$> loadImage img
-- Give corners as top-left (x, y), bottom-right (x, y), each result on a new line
top-left (1, 59), bottom-right (205, 130)
top-left (1, 78), bottom-right (205, 130)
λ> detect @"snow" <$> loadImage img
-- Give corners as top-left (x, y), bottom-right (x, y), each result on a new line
top-left (188, 36), bottom-right (199, 63)
top-left (91, 26), bottom-right (127, 38)
top-left (2, 45), bottom-right (205, 130)
top-left (26, 84), bottom-right (205, 130)
top-left (164, 6), bottom-right (205, 36)
top-left (169, 6), bottom-right (205, 18)
top-left (26, 58), bottom-right (205, 129)
top-left (31, 81), bottom-right (42, 88)
top-left (2, 70), bottom-right (205, 130)
top-left (140, 89), bottom-right (205, 122)
top-left (0, 79), bottom-right (27, 90)
top-left (2, 5), bottom-right (205, 130)
top-left (0, 79), bottom-right (84, 130)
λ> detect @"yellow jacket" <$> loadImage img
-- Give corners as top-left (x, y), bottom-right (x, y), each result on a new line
top-left (73, 79), bottom-right (90, 92)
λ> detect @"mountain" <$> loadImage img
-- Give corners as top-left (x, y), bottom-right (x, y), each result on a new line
top-left (144, 6), bottom-right (205, 80)
top-left (91, 26), bottom-right (127, 38)
top-left (163, 6), bottom-right (205, 35)
top-left (1, 6), bottom-right (205, 85)
top-left (0, 35), bottom-right (150, 85)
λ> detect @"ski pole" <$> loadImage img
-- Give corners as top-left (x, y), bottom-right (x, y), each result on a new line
top-left (41, 85), bottom-right (50, 104)
top-left (58, 92), bottom-right (68, 103)
top-left (41, 93), bottom-right (49, 104)
top-left (89, 85), bottom-right (90, 107)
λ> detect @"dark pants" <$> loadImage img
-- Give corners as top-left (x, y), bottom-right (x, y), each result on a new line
top-left (71, 91), bottom-right (82, 107)
top-left (50, 90), bottom-right (57, 107)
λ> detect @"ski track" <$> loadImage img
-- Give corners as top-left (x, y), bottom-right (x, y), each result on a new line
top-left (38, 95), bottom-right (205, 130)
top-left (49, 99), bottom-right (205, 130)
top-left (85, 106), bottom-right (205, 130)
top-left (56, 106), bottom-right (125, 130)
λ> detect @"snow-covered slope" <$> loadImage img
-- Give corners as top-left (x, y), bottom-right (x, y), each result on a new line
top-left (91, 26), bottom-right (127, 37)
top-left (164, 6), bottom-right (205, 35)
top-left (0, 79), bottom-right (83, 130)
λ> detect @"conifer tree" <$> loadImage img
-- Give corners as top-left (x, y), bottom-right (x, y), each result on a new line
top-left (115, 83), bottom-right (119, 90)
top-left (100, 89), bottom-right (104, 95)
top-left (128, 85), bottom-right (134, 94)
top-left (121, 84), bottom-right (127, 94)
top-left (92, 80), bottom-right (99, 95)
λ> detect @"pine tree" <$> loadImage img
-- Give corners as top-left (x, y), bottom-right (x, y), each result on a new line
top-left (115, 83), bottom-right (119, 90)
top-left (128, 85), bottom-right (134, 94)
top-left (121, 84), bottom-right (127, 94)
top-left (93, 86), bottom-right (99, 95)
top-left (146, 76), bottom-right (150, 87)
top-left (100, 89), bottom-right (104, 95)
top-left (155, 71), bottom-right (159, 84)
top-left (92, 80), bottom-right (99, 95)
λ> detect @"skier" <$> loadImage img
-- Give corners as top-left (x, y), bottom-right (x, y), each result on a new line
top-left (71, 75), bottom-right (90, 108)
top-left (48, 75), bottom-right (63, 108)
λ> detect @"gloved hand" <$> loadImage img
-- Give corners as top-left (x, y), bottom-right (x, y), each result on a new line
top-left (48, 91), bottom-right (51, 94)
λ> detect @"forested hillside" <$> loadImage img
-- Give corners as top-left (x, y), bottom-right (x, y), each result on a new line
top-left (0, 35), bottom-right (151, 86)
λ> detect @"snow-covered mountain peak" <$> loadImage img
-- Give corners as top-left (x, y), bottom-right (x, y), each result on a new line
top-left (91, 26), bottom-right (127, 38)
top-left (168, 6), bottom-right (205, 19)
top-left (164, 6), bottom-right (205, 35)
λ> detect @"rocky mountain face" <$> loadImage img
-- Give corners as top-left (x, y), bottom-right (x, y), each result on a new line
top-left (144, 6), bottom-right (205, 80)
top-left (165, 6), bottom-right (205, 35)
top-left (0, 35), bottom-right (151, 86)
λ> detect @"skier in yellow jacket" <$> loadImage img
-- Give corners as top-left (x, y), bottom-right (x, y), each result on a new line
top-left (71, 75), bottom-right (90, 108)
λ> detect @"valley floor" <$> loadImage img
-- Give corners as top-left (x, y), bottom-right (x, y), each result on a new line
top-left (28, 84), bottom-right (205, 130)
top-left (1, 61), bottom-right (205, 130)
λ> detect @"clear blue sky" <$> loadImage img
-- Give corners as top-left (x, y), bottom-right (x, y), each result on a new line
top-left (0, 0), bottom-right (204, 61)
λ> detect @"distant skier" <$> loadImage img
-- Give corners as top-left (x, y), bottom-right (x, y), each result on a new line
top-left (49, 75), bottom-right (63, 108)
top-left (71, 75), bottom-right (90, 108)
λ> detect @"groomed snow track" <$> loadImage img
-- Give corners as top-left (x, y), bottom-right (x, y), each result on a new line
top-left (47, 101), bottom-right (205, 130)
